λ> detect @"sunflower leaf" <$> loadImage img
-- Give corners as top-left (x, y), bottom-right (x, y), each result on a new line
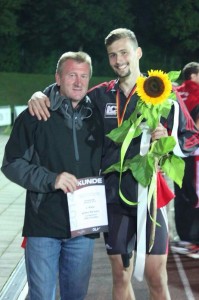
top-left (106, 118), bottom-right (132, 144)
top-left (128, 154), bottom-right (155, 187)
top-left (158, 99), bottom-right (173, 119)
top-left (149, 136), bottom-right (176, 156)
top-left (106, 114), bottom-right (143, 144)
top-left (168, 70), bottom-right (181, 82)
top-left (103, 161), bottom-right (122, 174)
top-left (103, 158), bottom-right (132, 174)
top-left (169, 91), bottom-right (177, 101)
top-left (140, 103), bottom-right (159, 129)
top-left (160, 155), bottom-right (185, 187)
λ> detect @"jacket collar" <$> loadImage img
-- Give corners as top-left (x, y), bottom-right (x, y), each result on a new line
top-left (49, 84), bottom-right (91, 111)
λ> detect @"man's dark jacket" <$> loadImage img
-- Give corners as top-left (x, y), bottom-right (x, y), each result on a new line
top-left (1, 87), bottom-right (104, 238)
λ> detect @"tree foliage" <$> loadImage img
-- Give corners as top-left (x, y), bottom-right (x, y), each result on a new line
top-left (0, 0), bottom-right (198, 74)
top-left (152, 0), bottom-right (199, 52)
top-left (0, 0), bottom-right (24, 71)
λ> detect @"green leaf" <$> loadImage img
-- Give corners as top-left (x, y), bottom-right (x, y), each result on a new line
top-left (128, 154), bottom-right (155, 187)
top-left (106, 110), bottom-right (142, 144)
top-left (168, 70), bottom-right (181, 82)
top-left (106, 118), bottom-right (132, 143)
top-left (103, 161), bottom-right (121, 174)
top-left (149, 136), bottom-right (176, 156)
top-left (139, 104), bottom-right (159, 129)
top-left (169, 91), bottom-right (177, 101)
top-left (158, 99), bottom-right (173, 119)
top-left (103, 158), bottom-right (134, 174)
top-left (161, 155), bottom-right (185, 187)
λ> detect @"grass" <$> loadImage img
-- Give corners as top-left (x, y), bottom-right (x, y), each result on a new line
top-left (0, 72), bottom-right (113, 108)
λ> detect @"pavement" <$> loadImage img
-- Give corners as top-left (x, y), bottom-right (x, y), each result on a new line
top-left (1, 128), bottom-right (198, 300)
top-left (0, 132), bottom-right (26, 297)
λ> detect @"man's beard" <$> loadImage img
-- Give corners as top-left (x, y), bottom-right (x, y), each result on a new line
top-left (114, 69), bottom-right (131, 79)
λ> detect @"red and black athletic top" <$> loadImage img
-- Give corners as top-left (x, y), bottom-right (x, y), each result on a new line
top-left (88, 79), bottom-right (199, 206)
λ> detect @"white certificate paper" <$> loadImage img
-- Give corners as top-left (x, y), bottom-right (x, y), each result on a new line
top-left (67, 176), bottom-right (108, 237)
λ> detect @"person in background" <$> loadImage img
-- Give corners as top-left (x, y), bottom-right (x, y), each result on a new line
top-left (172, 62), bottom-right (199, 258)
top-left (1, 51), bottom-right (103, 300)
top-left (27, 29), bottom-right (199, 300)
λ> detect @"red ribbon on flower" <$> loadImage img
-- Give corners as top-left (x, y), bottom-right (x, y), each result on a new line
top-left (157, 171), bottom-right (175, 208)
top-left (21, 237), bottom-right (27, 248)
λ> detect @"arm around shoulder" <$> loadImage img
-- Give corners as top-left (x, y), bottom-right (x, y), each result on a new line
top-left (28, 91), bottom-right (51, 121)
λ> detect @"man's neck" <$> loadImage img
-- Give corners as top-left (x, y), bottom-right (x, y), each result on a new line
top-left (118, 72), bottom-right (139, 97)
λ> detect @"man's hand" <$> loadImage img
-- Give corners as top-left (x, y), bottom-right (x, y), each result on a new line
top-left (151, 123), bottom-right (168, 141)
top-left (55, 172), bottom-right (78, 193)
top-left (28, 91), bottom-right (51, 121)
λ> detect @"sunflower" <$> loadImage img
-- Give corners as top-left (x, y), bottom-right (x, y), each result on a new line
top-left (136, 70), bottom-right (172, 105)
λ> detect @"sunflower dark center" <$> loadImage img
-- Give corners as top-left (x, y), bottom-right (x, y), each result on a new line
top-left (143, 76), bottom-right (164, 97)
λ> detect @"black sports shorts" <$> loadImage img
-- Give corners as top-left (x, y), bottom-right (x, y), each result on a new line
top-left (104, 203), bottom-right (169, 256)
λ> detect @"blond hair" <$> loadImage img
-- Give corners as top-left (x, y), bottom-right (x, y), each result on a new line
top-left (56, 51), bottom-right (92, 77)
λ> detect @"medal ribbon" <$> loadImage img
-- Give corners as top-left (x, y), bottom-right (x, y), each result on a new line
top-left (116, 85), bottom-right (137, 126)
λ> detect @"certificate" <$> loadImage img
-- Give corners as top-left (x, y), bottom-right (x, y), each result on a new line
top-left (67, 176), bottom-right (108, 237)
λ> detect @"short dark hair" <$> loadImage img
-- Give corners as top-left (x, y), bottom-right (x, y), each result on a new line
top-left (182, 62), bottom-right (199, 80)
top-left (105, 28), bottom-right (138, 49)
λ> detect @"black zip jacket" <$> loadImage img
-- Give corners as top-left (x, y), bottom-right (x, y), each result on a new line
top-left (1, 88), bottom-right (104, 238)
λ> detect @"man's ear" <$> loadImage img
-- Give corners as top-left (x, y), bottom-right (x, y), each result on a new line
top-left (55, 73), bottom-right (60, 86)
top-left (190, 73), bottom-right (198, 82)
top-left (137, 47), bottom-right (142, 59)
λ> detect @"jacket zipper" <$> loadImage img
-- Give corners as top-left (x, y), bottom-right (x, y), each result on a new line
top-left (72, 112), bottom-right (79, 161)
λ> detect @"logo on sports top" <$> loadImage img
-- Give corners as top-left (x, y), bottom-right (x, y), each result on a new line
top-left (104, 103), bottom-right (117, 118)
top-left (92, 227), bottom-right (101, 232)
